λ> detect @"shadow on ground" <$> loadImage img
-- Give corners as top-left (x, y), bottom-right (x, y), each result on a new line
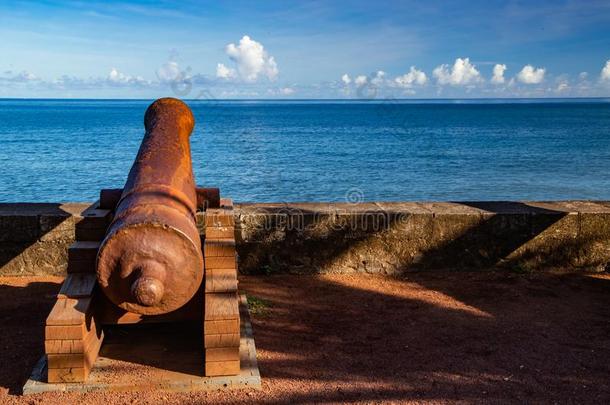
top-left (0, 280), bottom-right (61, 395)
top-left (1, 271), bottom-right (610, 402)
top-left (240, 271), bottom-right (610, 403)
top-left (100, 322), bottom-right (204, 376)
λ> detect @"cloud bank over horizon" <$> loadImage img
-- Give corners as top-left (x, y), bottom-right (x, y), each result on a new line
top-left (340, 58), bottom-right (610, 99)
top-left (1, 0), bottom-right (609, 99)
top-left (2, 49), bottom-right (610, 99)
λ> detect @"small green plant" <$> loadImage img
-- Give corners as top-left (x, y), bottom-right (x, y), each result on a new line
top-left (247, 295), bottom-right (271, 316)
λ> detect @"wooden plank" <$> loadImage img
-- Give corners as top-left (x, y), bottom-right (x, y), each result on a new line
top-left (45, 324), bottom-right (86, 340)
top-left (204, 319), bottom-right (240, 335)
top-left (45, 339), bottom-right (73, 354)
top-left (47, 367), bottom-right (87, 383)
top-left (45, 339), bottom-right (83, 354)
top-left (99, 188), bottom-right (123, 210)
top-left (44, 292), bottom-right (103, 383)
top-left (204, 239), bottom-right (236, 257)
top-left (46, 297), bottom-right (91, 326)
top-left (45, 298), bottom-right (99, 340)
top-left (45, 317), bottom-right (102, 354)
top-left (78, 206), bottom-right (112, 229)
top-left (205, 360), bottom-right (240, 377)
top-left (205, 347), bottom-right (239, 362)
top-left (205, 268), bottom-right (238, 293)
top-left (67, 259), bottom-right (95, 274)
top-left (204, 333), bottom-right (240, 348)
top-left (75, 226), bottom-right (107, 242)
top-left (68, 241), bottom-right (100, 262)
top-left (48, 353), bottom-right (85, 369)
top-left (204, 256), bottom-right (238, 270)
top-left (58, 273), bottom-right (97, 298)
top-left (48, 328), bottom-right (103, 369)
top-left (205, 209), bottom-right (235, 227)
top-left (219, 198), bottom-right (233, 209)
top-left (83, 313), bottom-right (101, 343)
top-left (205, 293), bottom-right (239, 321)
top-left (205, 226), bottom-right (235, 239)
top-left (85, 324), bottom-right (104, 367)
top-left (196, 187), bottom-right (220, 209)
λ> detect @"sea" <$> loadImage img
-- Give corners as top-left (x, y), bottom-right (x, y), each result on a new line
top-left (1, 98), bottom-right (609, 203)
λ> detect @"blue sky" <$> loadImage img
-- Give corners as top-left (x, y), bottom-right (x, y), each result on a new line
top-left (1, 0), bottom-right (609, 99)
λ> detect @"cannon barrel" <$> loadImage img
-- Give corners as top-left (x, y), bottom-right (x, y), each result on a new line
top-left (96, 98), bottom-right (203, 315)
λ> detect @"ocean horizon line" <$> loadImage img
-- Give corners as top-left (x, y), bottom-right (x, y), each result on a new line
top-left (1, 97), bottom-right (609, 104)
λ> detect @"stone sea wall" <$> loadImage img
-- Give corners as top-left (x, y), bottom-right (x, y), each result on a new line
top-left (1, 201), bottom-right (610, 276)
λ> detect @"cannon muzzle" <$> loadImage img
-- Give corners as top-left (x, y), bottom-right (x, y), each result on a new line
top-left (96, 98), bottom-right (203, 315)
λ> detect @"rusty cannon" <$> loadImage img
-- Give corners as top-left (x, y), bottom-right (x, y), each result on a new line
top-left (41, 98), bottom-right (242, 384)
top-left (96, 97), bottom-right (203, 315)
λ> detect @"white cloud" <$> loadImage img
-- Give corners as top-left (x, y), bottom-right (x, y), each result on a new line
top-left (354, 75), bottom-right (367, 86)
top-left (0, 70), bottom-right (39, 83)
top-left (433, 58), bottom-right (482, 86)
top-left (266, 87), bottom-right (296, 96)
top-left (108, 67), bottom-right (128, 83)
top-left (517, 65), bottom-right (545, 84)
top-left (370, 70), bottom-right (385, 86)
top-left (556, 82), bottom-right (569, 92)
top-left (222, 35), bottom-right (278, 82)
top-left (601, 60), bottom-right (610, 81)
top-left (216, 63), bottom-right (236, 80)
top-left (491, 64), bottom-right (507, 84)
top-left (394, 66), bottom-right (427, 88)
top-left (107, 68), bottom-right (148, 86)
top-left (220, 89), bottom-right (260, 98)
top-left (579, 72), bottom-right (588, 80)
top-left (156, 61), bottom-right (181, 82)
top-left (349, 71), bottom-right (385, 88)
top-left (16, 71), bottom-right (38, 81)
top-left (348, 71), bottom-right (385, 98)
top-left (43, 75), bottom-right (80, 90)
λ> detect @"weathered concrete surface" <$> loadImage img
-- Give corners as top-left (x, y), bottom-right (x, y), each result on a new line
top-left (2, 201), bottom-right (610, 276)
top-left (0, 203), bottom-right (90, 276)
top-left (234, 201), bottom-right (610, 274)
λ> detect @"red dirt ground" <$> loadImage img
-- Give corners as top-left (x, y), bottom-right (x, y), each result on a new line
top-left (1, 271), bottom-right (610, 404)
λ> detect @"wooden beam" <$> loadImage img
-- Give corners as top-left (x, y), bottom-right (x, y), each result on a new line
top-left (58, 273), bottom-right (97, 299)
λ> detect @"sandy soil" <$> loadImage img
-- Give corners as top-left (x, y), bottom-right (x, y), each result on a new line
top-left (1, 271), bottom-right (610, 404)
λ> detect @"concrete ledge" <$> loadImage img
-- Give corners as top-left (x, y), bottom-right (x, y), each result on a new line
top-left (0, 203), bottom-right (90, 276)
top-left (2, 201), bottom-right (610, 275)
top-left (234, 201), bottom-right (610, 274)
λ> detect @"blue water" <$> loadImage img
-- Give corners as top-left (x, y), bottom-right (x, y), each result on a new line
top-left (1, 98), bottom-right (609, 203)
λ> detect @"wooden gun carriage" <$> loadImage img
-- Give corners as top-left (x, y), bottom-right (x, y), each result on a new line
top-left (44, 98), bottom-right (241, 382)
